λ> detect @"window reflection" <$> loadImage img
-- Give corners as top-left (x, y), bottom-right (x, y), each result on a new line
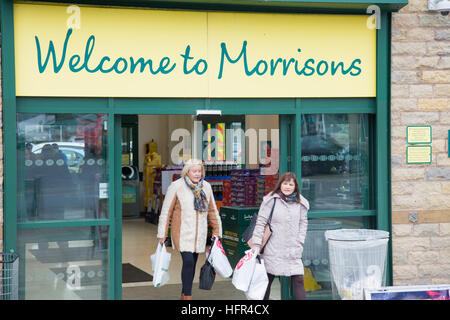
top-left (17, 114), bottom-right (108, 222)
top-left (301, 114), bottom-right (370, 211)
top-left (18, 227), bottom-right (109, 300)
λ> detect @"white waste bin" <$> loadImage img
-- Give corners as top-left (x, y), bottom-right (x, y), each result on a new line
top-left (324, 229), bottom-right (389, 300)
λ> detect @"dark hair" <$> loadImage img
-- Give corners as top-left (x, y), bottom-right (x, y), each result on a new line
top-left (270, 172), bottom-right (301, 203)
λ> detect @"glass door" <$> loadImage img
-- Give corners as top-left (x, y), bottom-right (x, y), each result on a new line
top-left (298, 112), bottom-right (375, 300)
top-left (16, 113), bottom-right (111, 300)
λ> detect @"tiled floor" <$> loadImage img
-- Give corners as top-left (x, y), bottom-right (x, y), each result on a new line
top-left (122, 218), bottom-right (281, 300)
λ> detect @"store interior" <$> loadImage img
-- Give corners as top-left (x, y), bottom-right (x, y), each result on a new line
top-left (121, 113), bottom-right (372, 300)
top-left (121, 114), bottom-right (281, 299)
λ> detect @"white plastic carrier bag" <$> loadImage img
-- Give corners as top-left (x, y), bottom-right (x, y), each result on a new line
top-left (207, 236), bottom-right (233, 278)
top-left (150, 243), bottom-right (171, 287)
top-left (232, 248), bottom-right (259, 292)
top-left (245, 256), bottom-right (269, 300)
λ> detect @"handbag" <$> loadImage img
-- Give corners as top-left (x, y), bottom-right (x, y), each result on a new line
top-left (199, 259), bottom-right (216, 290)
top-left (243, 198), bottom-right (277, 254)
top-left (199, 240), bottom-right (216, 290)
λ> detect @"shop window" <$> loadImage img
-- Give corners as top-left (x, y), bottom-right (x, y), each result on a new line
top-left (300, 114), bottom-right (371, 211)
top-left (17, 114), bottom-right (109, 222)
top-left (17, 226), bottom-right (109, 300)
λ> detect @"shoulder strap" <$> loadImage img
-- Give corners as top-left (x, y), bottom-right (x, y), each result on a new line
top-left (267, 198), bottom-right (277, 224)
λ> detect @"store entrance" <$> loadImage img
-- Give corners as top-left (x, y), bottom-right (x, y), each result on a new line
top-left (120, 113), bottom-right (282, 300)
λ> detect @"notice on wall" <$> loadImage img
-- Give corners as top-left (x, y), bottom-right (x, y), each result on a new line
top-left (406, 146), bottom-right (432, 164)
top-left (407, 126), bottom-right (432, 144)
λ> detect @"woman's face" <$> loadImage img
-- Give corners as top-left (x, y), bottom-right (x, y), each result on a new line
top-left (187, 165), bottom-right (203, 183)
top-left (280, 179), bottom-right (296, 196)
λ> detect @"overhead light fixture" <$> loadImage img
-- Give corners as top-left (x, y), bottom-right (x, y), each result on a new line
top-left (196, 110), bottom-right (222, 116)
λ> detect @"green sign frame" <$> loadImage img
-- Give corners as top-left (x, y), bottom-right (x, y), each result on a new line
top-left (406, 125), bottom-right (432, 145)
top-left (406, 145), bottom-right (432, 164)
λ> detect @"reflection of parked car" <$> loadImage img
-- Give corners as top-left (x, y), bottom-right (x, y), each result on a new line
top-left (301, 135), bottom-right (346, 176)
top-left (32, 142), bottom-right (85, 173)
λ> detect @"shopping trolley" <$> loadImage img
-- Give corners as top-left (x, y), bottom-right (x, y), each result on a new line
top-left (0, 252), bottom-right (19, 300)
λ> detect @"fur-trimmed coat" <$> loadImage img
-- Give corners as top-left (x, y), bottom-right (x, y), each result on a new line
top-left (252, 192), bottom-right (309, 276)
top-left (157, 178), bottom-right (222, 253)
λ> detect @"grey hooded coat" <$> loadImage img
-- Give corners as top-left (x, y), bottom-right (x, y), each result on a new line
top-left (251, 192), bottom-right (309, 276)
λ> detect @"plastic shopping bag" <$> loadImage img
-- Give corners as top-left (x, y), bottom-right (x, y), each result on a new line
top-left (150, 243), bottom-right (171, 287)
top-left (207, 237), bottom-right (233, 278)
top-left (231, 248), bottom-right (259, 292)
top-left (245, 256), bottom-right (269, 300)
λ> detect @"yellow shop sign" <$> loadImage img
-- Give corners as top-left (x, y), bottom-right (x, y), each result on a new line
top-left (14, 3), bottom-right (376, 97)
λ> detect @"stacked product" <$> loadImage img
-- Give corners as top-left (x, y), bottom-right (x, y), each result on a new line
top-left (222, 179), bottom-right (231, 206)
top-left (244, 169), bottom-right (259, 206)
top-left (256, 175), bottom-right (266, 206)
top-left (229, 169), bottom-right (279, 207)
top-left (264, 174), bottom-right (279, 195)
top-left (230, 169), bottom-right (245, 207)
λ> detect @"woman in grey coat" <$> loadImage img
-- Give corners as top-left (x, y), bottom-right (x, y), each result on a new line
top-left (250, 172), bottom-right (309, 300)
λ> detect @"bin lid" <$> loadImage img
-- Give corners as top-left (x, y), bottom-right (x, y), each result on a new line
top-left (325, 229), bottom-right (389, 241)
top-left (307, 219), bottom-right (342, 231)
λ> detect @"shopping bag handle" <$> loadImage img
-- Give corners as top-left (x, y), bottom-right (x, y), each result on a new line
top-left (206, 236), bottom-right (215, 261)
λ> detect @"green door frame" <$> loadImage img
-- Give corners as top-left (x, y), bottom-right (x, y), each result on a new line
top-left (1, 0), bottom-right (399, 300)
top-left (113, 99), bottom-right (295, 299)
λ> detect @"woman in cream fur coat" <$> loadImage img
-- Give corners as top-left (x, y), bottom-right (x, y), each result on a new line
top-left (157, 159), bottom-right (222, 300)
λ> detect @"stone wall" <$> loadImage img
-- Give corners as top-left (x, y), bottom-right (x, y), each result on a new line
top-left (391, 0), bottom-right (450, 285)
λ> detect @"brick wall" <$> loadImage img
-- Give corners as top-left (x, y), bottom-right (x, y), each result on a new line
top-left (391, 0), bottom-right (450, 285)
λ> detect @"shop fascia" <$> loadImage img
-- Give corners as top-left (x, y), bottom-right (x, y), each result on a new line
top-left (36, 28), bottom-right (363, 78)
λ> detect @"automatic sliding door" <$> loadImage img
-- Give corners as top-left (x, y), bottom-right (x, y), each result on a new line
top-left (16, 113), bottom-right (110, 300)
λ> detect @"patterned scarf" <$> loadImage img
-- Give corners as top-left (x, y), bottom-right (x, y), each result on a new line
top-left (278, 191), bottom-right (298, 203)
top-left (184, 176), bottom-right (208, 212)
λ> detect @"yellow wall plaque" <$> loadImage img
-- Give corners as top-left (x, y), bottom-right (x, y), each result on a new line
top-left (407, 126), bottom-right (432, 144)
top-left (406, 146), bottom-right (432, 164)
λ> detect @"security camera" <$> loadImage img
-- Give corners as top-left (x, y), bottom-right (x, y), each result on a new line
top-left (428, 0), bottom-right (450, 15)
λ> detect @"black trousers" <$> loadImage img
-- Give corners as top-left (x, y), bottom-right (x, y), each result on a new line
top-left (180, 251), bottom-right (199, 296)
top-left (264, 273), bottom-right (306, 300)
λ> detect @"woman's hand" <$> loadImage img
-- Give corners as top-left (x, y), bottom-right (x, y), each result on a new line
top-left (157, 237), bottom-right (166, 244)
